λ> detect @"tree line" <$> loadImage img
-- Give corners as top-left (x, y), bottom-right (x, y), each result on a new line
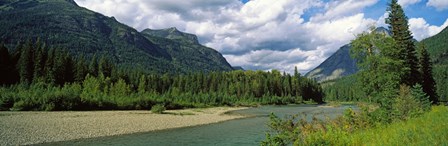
top-left (0, 40), bottom-right (323, 111)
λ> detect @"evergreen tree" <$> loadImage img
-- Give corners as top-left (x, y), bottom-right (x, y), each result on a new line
top-left (63, 51), bottom-right (75, 83)
top-left (88, 54), bottom-right (98, 77)
top-left (98, 55), bottom-right (113, 77)
top-left (18, 40), bottom-right (34, 84)
top-left (137, 75), bottom-right (147, 94)
top-left (293, 66), bottom-right (302, 97)
top-left (417, 43), bottom-right (437, 103)
top-left (10, 42), bottom-right (25, 84)
top-left (0, 43), bottom-right (14, 84)
top-left (33, 42), bottom-right (46, 82)
top-left (386, 0), bottom-right (419, 86)
top-left (53, 49), bottom-right (67, 85)
top-left (12, 42), bottom-right (23, 65)
top-left (44, 48), bottom-right (56, 84)
top-left (75, 55), bottom-right (88, 82)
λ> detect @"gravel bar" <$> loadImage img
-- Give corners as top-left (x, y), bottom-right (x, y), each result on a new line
top-left (0, 107), bottom-right (247, 145)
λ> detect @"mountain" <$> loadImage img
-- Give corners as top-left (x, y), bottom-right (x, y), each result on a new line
top-left (305, 27), bottom-right (391, 82)
top-left (305, 44), bottom-right (358, 82)
top-left (141, 28), bottom-right (233, 73)
top-left (0, 0), bottom-right (233, 73)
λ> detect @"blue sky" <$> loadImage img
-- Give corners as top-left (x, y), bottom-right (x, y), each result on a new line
top-left (75, 0), bottom-right (448, 74)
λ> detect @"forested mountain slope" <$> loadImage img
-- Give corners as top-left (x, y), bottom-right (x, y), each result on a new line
top-left (141, 28), bottom-right (233, 73)
top-left (420, 26), bottom-right (448, 100)
top-left (0, 0), bottom-right (233, 73)
top-left (421, 26), bottom-right (448, 64)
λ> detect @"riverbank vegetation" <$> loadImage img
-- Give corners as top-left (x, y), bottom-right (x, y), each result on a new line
top-left (0, 41), bottom-right (323, 111)
top-left (263, 104), bottom-right (447, 145)
top-left (263, 0), bottom-right (444, 145)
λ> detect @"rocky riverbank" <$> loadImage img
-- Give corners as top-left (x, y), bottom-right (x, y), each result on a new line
top-left (0, 107), bottom-right (247, 145)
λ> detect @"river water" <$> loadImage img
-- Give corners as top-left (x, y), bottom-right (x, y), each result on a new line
top-left (42, 105), bottom-right (355, 146)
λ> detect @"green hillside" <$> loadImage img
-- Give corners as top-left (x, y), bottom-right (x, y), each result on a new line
top-left (421, 27), bottom-right (448, 64)
top-left (0, 0), bottom-right (233, 74)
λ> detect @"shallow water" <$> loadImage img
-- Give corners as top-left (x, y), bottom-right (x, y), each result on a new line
top-left (41, 105), bottom-right (355, 146)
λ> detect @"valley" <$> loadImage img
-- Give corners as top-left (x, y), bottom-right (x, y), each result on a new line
top-left (1, 0), bottom-right (447, 145)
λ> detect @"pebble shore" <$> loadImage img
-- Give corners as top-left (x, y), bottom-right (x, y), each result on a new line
top-left (0, 107), bottom-right (247, 145)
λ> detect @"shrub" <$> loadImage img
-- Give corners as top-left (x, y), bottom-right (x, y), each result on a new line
top-left (392, 84), bottom-right (431, 121)
top-left (0, 94), bottom-right (15, 111)
top-left (11, 100), bottom-right (26, 111)
top-left (151, 104), bottom-right (166, 114)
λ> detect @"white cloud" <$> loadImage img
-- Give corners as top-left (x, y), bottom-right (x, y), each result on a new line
top-left (224, 48), bottom-right (325, 73)
top-left (306, 13), bottom-right (376, 43)
top-left (310, 0), bottom-right (378, 22)
top-left (427, 0), bottom-right (448, 11)
top-left (75, 0), bottom-right (445, 74)
top-left (376, 12), bottom-right (389, 28)
top-left (398, 0), bottom-right (422, 7)
top-left (409, 18), bottom-right (448, 40)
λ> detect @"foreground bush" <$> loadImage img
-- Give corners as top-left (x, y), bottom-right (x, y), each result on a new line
top-left (151, 104), bottom-right (166, 114)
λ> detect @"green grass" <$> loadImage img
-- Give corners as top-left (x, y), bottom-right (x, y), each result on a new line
top-left (264, 106), bottom-right (448, 145)
top-left (348, 106), bottom-right (448, 145)
top-left (306, 106), bottom-right (448, 145)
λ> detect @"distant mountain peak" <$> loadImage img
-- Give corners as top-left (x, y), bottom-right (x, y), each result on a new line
top-left (305, 44), bottom-right (358, 82)
top-left (167, 27), bottom-right (178, 31)
top-left (141, 27), bottom-right (199, 44)
top-left (375, 27), bottom-right (391, 36)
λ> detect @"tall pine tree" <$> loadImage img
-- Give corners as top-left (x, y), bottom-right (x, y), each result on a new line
top-left (33, 40), bottom-right (46, 82)
top-left (18, 40), bottom-right (35, 84)
top-left (0, 43), bottom-right (14, 85)
top-left (417, 43), bottom-right (437, 103)
top-left (98, 55), bottom-right (113, 77)
top-left (88, 54), bottom-right (98, 77)
top-left (386, 0), bottom-right (419, 86)
top-left (44, 47), bottom-right (56, 84)
top-left (75, 55), bottom-right (88, 82)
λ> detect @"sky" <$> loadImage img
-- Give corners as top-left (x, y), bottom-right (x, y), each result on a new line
top-left (74, 0), bottom-right (448, 74)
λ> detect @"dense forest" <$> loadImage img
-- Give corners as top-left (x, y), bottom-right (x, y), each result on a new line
top-left (0, 40), bottom-right (323, 111)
